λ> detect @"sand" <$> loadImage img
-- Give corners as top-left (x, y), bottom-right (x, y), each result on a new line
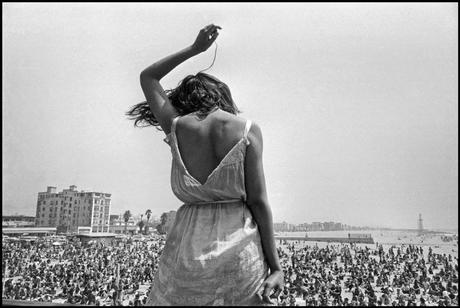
top-left (277, 230), bottom-right (458, 257)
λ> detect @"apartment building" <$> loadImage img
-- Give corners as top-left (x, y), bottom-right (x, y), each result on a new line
top-left (35, 185), bottom-right (111, 233)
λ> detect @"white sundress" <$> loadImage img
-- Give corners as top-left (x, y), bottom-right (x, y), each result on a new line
top-left (146, 116), bottom-right (269, 306)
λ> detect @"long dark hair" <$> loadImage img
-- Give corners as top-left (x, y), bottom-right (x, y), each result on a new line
top-left (126, 72), bottom-right (240, 128)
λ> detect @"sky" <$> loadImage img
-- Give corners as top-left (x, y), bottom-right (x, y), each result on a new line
top-left (2, 3), bottom-right (458, 230)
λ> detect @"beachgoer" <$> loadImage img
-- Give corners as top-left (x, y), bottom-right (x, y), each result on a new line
top-left (128, 24), bottom-right (284, 305)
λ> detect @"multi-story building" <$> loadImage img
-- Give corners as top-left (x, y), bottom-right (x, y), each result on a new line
top-left (311, 222), bottom-right (324, 231)
top-left (35, 185), bottom-right (111, 233)
top-left (273, 221), bottom-right (297, 232)
top-left (109, 213), bottom-right (138, 235)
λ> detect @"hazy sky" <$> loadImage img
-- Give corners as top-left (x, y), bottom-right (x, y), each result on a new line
top-left (3, 3), bottom-right (458, 229)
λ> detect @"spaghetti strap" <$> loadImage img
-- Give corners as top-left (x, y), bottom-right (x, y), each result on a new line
top-left (243, 120), bottom-right (252, 145)
top-left (163, 116), bottom-right (181, 145)
top-left (171, 116), bottom-right (181, 134)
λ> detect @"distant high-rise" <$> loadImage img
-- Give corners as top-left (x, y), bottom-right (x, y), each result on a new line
top-left (35, 185), bottom-right (112, 233)
top-left (417, 213), bottom-right (424, 235)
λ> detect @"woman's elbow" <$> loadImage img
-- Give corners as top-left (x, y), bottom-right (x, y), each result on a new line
top-left (140, 70), bottom-right (150, 80)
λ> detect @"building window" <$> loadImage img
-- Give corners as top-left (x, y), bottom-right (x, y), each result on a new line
top-left (43, 201), bottom-right (46, 205)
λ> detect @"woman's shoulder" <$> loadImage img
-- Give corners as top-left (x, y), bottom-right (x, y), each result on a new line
top-left (215, 110), bottom-right (247, 126)
top-left (208, 110), bottom-right (249, 136)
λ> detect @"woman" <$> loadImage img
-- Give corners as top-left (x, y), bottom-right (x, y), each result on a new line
top-left (127, 24), bottom-right (283, 305)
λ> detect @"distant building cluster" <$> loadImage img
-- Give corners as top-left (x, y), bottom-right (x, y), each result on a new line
top-left (273, 221), bottom-right (369, 232)
top-left (9, 185), bottom-right (399, 237)
top-left (35, 185), bottom-right (111, 233)
top-left (2, 215), bottom-right (35, 228)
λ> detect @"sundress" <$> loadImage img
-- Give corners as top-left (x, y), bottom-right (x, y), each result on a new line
top-left (146, 116), bottom-right (269, 306)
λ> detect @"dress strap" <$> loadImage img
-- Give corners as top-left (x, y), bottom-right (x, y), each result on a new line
top-left (171, 116), bottom-right (180, 135)
top-left (243, 120), bottom-right (252, 145)
top-left (163, 116), bottom-right (181, 145)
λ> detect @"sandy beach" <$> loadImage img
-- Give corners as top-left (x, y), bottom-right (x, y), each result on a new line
top-left (276, 230), bottom-right (458, 257)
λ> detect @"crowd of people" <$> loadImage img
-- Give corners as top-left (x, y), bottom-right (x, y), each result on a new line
top-left (2, 236), bottom-right (165, 305)
top-left (2, 235), bottom-right (458, 306)
top-left (276, 241), bottom-right (458, 306)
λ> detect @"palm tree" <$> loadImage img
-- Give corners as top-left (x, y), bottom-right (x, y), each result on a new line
top-left (145, 209), bottom-right (152, 235)
top-left (123, 210), bottom-right (131, 235)
top-left (138, 214), bottom-right (145, 234)
top-left (157, 212), bottom-right (168, 235)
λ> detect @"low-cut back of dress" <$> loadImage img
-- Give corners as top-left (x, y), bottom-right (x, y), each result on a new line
top-left (146, 116), bottom-right (269, 306)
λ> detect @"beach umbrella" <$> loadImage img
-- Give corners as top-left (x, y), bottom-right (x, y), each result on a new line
top-left (52, 241), bottom-right (63, 246)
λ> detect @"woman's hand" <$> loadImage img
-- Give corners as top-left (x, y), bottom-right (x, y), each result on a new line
top-left (259, 270), bottom-right (284, 304)
top-left (191, 24), bottom-right (221, 53)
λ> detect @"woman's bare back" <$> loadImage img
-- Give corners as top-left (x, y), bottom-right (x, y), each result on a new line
top-left (174, 109), bottom-right (248, 185)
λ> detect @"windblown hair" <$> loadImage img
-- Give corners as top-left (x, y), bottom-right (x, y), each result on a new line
top-left (126, 72), bottom-right (240, 128)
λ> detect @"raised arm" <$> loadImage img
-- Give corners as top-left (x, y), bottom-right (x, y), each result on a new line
top-left (139, 24), bottom-right (221, 134)
top-left (244, 123), bottom-right (284, 304)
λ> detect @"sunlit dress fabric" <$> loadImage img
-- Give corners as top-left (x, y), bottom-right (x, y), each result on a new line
top-left (146, 116), bottom-right (269, 306)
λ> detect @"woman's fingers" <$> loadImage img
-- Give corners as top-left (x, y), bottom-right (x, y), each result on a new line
top-left (274, 288), bottom-right (282, 298)
top-left (204, 24), bottom-right (222, 32)
top-left (209, 31), bottom-right (219, 41)
top-left (200, 24), bottom-right (221, 42)
top-left (262, 284), bottom-right (274, 304)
